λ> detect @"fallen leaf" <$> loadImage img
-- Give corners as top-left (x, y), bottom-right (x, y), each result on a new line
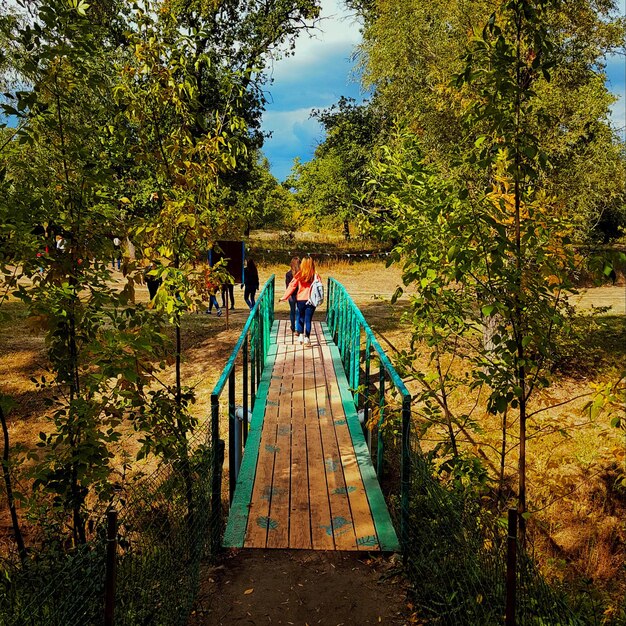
top-left (244, 588), bottom-right (254, 595)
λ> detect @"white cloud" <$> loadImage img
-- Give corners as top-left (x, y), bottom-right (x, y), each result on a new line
top-left (263, 108), bottom-right (323, 151)
top-left (261, 1), bottom-right (364, 179)
top-left (268, 0), bottom-right (362, 82)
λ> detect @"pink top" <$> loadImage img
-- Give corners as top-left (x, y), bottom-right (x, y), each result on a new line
top-left (280, 273), bottom-right (321, 302)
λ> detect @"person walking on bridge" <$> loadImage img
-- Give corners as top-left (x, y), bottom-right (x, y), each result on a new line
top-left (280, 256), bottom-right (322, 346)
top-left (285, 257), bottom-right (300, 332)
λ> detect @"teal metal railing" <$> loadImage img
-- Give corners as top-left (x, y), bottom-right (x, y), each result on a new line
top-left (326, 277), bottom-right (412, 551)
top-left (210, 275), bottom-right (275, 531)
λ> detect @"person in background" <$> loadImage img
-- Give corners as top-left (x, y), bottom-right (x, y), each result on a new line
top-left (242, 257), bottom-right (260, 309)
top-left (205, 269), bottom-right (222, 316)
top-left (280, 256), bottom-right (320, 346)
top-left (144, 261), bottom-right (162, 301)
top-left (220, 279), bottom-right (235, 310)
top-left (112, 236), bottom-right (122, 270)
top-left (285, 257), bottom-right (300, 332)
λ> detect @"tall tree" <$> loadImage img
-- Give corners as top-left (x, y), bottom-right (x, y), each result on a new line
top-left (355, 0), bottom-right (626, 240)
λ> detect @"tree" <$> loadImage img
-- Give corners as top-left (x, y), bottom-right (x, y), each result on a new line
top-left (290, 97), bottom-right (381, 239)
top-left (161, 0), bottom-right (322, 182)
top-left (0, 0), bottom-right (172, 547)
top-left (214, 154), bottom-right (296, 235)
top-left (355, 0), bottom-right (626, 241)
top-left (365, 0), bottom-right (611, 543)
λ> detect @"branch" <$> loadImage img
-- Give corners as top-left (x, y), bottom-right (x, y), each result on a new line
top-left (526, 392), bottom-right (594, 420)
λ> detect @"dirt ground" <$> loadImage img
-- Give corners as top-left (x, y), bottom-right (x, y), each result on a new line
top-left (189, 549), bottom-right (414, 626)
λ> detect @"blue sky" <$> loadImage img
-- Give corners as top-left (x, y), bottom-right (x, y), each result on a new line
top-left (261, 1), bottom-right (363, 181)
top-left (261, 0), bottom-right (626, 182)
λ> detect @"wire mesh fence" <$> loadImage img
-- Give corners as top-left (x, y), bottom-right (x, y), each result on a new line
top-left (0, 433), bottom-right (220, 626)
top-left (387, 439), bottom-right (583, 625)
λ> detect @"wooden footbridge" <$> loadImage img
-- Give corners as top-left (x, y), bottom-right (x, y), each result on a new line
top-left (210, 276), bottom-right (411, 553)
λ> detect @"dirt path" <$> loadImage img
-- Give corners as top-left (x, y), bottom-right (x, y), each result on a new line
top-left (190, 549), bottom-right (413, 625)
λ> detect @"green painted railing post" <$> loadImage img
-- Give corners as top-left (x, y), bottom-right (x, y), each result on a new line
top-left (243, 338), bottom-right (249, 444)
top-left (326, 278), bottom-right (333, 329)
top-left (337, 290), bottom-right (343, 350)
top-left (228, 370), bottom-right (237, 503)
top-left (364, 336), bottom-right (372, 451)
top-left (210, 394), bottom-right (222, 555)
top-left (250, 318), bottom-right (257, 410)
top-left (255, 314), bottom-right (261, 389)
top-left (376, 365), bottom-right (385, 478)
top-left (401, 394), bottom-right (411, 554)
top-left (352, 317), bottom-right (360, 401)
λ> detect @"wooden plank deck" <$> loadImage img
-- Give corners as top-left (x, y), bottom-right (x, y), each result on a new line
top-left (223, 319), bottom-right (399, 552)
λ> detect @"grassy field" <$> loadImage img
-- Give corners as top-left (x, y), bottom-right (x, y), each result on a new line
top-left (1, 246), bottom-right (625, 607)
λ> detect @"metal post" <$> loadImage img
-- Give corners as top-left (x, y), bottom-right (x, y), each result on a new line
top-left (210, 438), bottom-right (225, 556)
top-left (243, 337), bottom-right (249, 444)
top-left (352, 319), bottom-right (360, 400)
top-left (400, 395), bottom-right (411, 555)
top-left (376, 367), bottom-right (385, 477)
top-left (228, 370), bottom-right (237, 502)
top-left (250, 320), bottom-right (257, 410)
top-left (506, 508), bottom-right (518, 626)
top-left (256, 312), bottom-right (262, 388)
top-left (326, 278), bottom-right (332, 326)
top-left (104, 509), bottom-right (117, 626)
top-left (364, 337), bottom-right (371, 452)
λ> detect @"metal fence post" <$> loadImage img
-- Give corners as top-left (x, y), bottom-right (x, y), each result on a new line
top-left (211, 439), bottom-right (225, 556)
top-left (104, 509), bottom-right (117, 626)
top-left (376, 367), bottom-right (385, 478)
top-left (243, 337), bottom-right (249, 444)
top-left (506, 508), bottom-right (518, 626)
top-left (228, 370), bottom-right (237, 503)
top-left (400, 395), bottom-right (411, 555)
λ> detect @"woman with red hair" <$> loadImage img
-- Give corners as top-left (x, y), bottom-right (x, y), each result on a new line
top-left (280, 257), bottom-right (321, 345)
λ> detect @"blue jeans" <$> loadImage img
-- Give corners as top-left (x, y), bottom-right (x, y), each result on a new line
top-left (296, 301), bottom-right (316, 337)
top-left (244, 288), bottom-right (256, 309)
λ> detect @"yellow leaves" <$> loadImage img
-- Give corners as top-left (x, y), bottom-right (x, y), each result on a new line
top-left (67, 0), bottom-right (90, 17)
top-left (546, 274), bottom-right (561, 288)
top-left (175, 214), bottom-right (196, 228)
top-left (243, 588), bottom-right (253, 595)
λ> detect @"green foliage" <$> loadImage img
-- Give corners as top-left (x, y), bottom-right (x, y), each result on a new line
top-left (218, 154), bottom-right (297, 233)
top-left (290, 98), bottom-right (381, 239)
top-left (366, 0), bottom-right (593, 532)
top-left (0, 0), bottom-right (247, 547)
top-left (356, 0), bottom-right (626, 241)
top-left (396, 454), bottom-right (581, 624)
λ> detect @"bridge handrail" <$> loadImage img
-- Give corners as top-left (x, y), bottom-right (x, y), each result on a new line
top-left (211, 275), bottom-right (275, 398)
top-left (326, 277), bottom-right (411, 551)
top-left (209, 275), bottom-right (275, 541)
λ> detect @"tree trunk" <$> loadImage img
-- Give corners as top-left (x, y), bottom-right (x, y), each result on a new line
top-left (68, 297), bottom-right (86, 545)
top-left (343, 219), bottom-right (350, 241)
top-left (173, 255), bottom-right (195, 536)
top-left (498, 410), bottom-right (507, 504)
top-left (0, 403), bottom-right (27, 563)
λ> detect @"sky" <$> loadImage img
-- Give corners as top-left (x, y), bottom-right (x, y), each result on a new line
top-left (261, 0), bottom-right (626, 182)
top-left (260, 0), bottom-right (364, 181)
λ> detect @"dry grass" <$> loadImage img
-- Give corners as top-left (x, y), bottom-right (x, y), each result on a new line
top-left (1, 258), bottom-right (624, 601)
